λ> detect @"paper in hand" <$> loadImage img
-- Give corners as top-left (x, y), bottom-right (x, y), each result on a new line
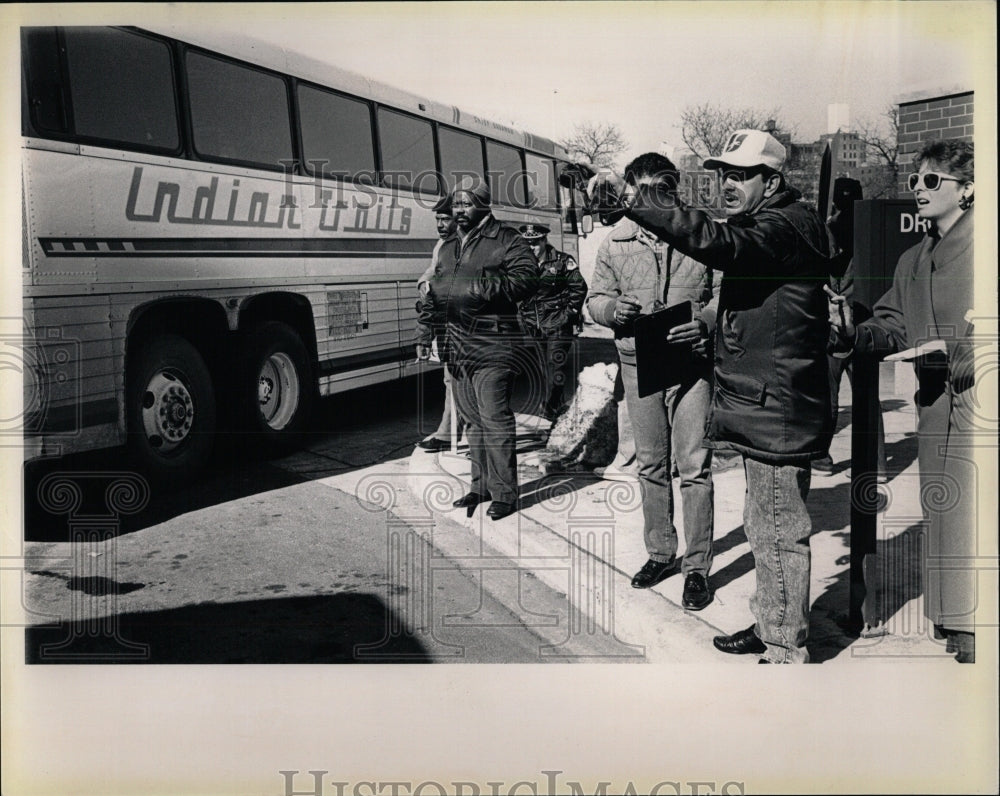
top-left (884, 339), bottom-right (947, 362)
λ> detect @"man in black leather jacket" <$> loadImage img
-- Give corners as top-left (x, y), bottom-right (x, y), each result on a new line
top-left (424, 176), bottom-right (538, 521)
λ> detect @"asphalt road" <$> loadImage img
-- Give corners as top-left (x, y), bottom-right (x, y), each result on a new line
top-left (22, 336), bottom-right (636, 663)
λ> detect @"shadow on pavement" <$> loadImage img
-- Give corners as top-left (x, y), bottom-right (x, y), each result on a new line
top-left (22, 376), bottom-right (453, 543)
top-left (25, 593), bottom-right (432, 663)
top-left (808, 521), bottom-right (927, 663)
top-left (23, 451), bottom-right (310, 543)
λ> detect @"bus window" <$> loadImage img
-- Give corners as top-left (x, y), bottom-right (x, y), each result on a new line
top-left (377, 108), bottom-right (439, 194)
top-left (486, 141), bottom-right (527, 207)
top-left (186, 50), bottom-right (293, 170)
top-left (22, 28), bottom-right (67, 135)
top-left (298, 84), bottom-right (376, 181)
top-left (559, 183), bottom-right (578, 234)
top-left (525, 153), bottom-right (558, 211)
top-left (62, 27), bottom-right (179, 151)
top-left (438, 126), bottom-right (485, 193)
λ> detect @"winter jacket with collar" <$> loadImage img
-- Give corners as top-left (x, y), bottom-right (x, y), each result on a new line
top-left (587, 219), bottom-right (721, 374)
top-left (627, 185), bottom-right (835, 462)
top-left (849, 208), bottom-right (976, 629)
top-left (518, 244), bottom-right (588, 336)
top-left (423, 214), bottom-right (538, 370)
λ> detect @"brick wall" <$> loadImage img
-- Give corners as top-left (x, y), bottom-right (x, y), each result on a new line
top-left (895, 88), bottom-right (973, 194)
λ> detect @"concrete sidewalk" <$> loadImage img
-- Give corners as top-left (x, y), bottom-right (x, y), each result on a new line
top-left (406, 367), bottom-right (959, 664)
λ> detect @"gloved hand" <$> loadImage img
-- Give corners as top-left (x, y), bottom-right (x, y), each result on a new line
top-left (824, 284), bottom-right (855, 340)
top-left (586, 171), bottom-right (628, 225)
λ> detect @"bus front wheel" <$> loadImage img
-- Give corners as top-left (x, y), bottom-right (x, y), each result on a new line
top-left (127, 334), bottom-right (217, 481)
top-left (238, 322), bottom-right (313, 451)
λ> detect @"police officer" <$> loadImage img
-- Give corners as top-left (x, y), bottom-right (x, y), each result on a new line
top-left (517, 223), bottom-right (588, 422)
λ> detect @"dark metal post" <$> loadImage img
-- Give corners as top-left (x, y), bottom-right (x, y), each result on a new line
top-left (849, 352), bottom-right (881, 629)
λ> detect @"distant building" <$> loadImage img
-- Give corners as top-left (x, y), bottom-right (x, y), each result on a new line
top-left (820, 129), bottom-right (868, 171)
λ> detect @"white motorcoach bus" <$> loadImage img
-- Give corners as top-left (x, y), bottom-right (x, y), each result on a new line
top-left (20, 25), bottom-right (589, 479)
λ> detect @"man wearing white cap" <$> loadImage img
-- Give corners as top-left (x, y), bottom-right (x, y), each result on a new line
top-left (588, 130), bottom-right (835, 662)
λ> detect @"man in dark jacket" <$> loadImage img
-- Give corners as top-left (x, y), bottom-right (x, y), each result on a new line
top-left (424, 175), bottom-right (538, 521)
top-left (517, 223), bottom-right (588, 422)
top-left (589, 130), bottom-right (834, 662)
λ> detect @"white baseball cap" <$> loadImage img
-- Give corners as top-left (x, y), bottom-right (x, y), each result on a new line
top-left (704, 129), bottom-right (786, 171)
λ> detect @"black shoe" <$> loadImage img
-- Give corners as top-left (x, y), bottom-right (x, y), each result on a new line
top-left (712, 625), bottom-right (766, 655)
top-left (453, 492), bottom-right (489, 509)
top-left (681, 572), bottom-right (713, 610)
top-left (757, 658), bottom-right (772, 664)
top-left (486, 501), bottom-right (517, 521)
top-left (418, 437), bottom-right (450, 452)
top-left (630, 558), bottom-right (676, 589)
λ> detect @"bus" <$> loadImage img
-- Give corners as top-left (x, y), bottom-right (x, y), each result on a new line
top-left (19, 25), bottom-right (590, 480)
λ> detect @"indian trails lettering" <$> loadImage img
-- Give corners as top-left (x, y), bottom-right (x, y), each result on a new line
top-left (124, 167), bottom-right (412, 234)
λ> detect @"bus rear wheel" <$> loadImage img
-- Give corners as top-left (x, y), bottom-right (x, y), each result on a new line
top-left (127, 334), bottom-right (217, 481)
top-left (237, 322), bottom-right (313, 452)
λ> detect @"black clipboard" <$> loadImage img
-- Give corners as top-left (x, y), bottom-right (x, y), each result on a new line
top-left (633, 301), bottom-right (693, 397)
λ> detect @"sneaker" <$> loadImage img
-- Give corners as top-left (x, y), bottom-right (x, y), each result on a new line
top-left (595, 457), bottom-right (638, 481)
top-left (811, 456), bottom-right (835, 475)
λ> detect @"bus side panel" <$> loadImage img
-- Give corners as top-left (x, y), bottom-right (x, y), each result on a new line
top-left (25, 145), bottom-right (309, 286)
top-left (294, 179), bottom-right (435, 392)
top-left (22, 293), bottom-right (123, 451)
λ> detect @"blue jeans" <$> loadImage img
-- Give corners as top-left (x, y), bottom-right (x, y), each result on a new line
top-left (453, 365), bottom-right (518, 504)
top-left (620, 361), bottom-right (714, 575)
top-left (743, 456), bottom-right (812, 663)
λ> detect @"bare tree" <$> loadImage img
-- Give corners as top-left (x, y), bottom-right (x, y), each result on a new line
top-left (679, 103), bottom-right (786, 160)
top-left (853, 105), bottom-right (901, 199)
top-left (559, 121), bottom-right (628, 169)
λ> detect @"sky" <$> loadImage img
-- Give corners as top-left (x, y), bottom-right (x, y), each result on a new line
top-left (126, 0), bottom-right (990, 162)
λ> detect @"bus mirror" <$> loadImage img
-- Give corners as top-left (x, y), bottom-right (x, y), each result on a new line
top-left (580, 214), bottom-right (594, 235)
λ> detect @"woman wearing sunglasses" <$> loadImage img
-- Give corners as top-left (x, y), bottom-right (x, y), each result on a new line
top-left (827, 138), bottom-right (976, 662)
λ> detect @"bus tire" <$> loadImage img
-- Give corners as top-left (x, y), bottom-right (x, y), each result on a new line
top-left (237, 321), bottom-right (314, 452)
top-left (127, 334), bottom-right (217, 481)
